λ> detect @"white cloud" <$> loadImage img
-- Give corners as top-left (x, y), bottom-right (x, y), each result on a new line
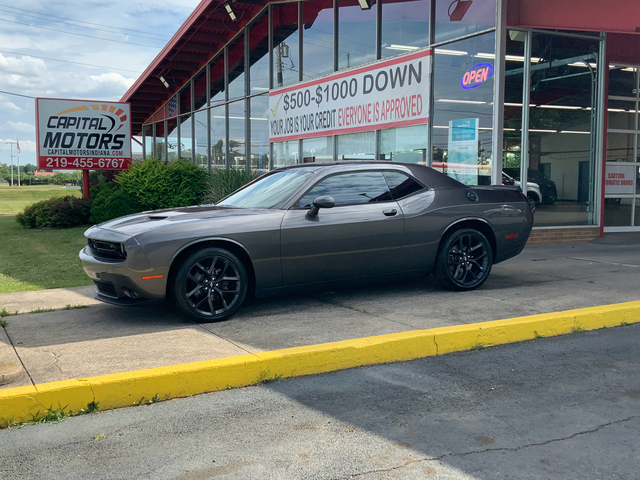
top-left (0, 1), bottom-right (201, 165)
top-left (0, 98), bottom-right (23, 113)
top-left (2, 122), bottom-right (35, 134)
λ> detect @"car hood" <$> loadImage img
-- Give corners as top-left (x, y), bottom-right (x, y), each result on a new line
top-left (88, 205), bottom-right (270, 238)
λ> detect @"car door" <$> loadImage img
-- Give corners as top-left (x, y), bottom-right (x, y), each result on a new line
top-left (280, 171), bottom-right (404, 286)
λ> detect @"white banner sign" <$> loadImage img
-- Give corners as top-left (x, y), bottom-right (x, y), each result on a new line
top-left (36, 98), bottom-right (132, 170)
top-left (269, 49), bottom-right (431, 142)
top-left (605, 164), bottom-right (635, 195)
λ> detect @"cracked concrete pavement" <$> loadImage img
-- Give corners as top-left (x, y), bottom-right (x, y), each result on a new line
top-left (1, 321), bottom-right (638, 479)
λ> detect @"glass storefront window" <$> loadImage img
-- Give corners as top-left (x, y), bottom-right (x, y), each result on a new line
top-left (142, 125), bottom-right (152, 159)
top-left (608, 66), bottom-right (639, 98)
top-left (209, 55), bottom-right (225, 105)
top-left (434, 0), bottom-right (496, 44)
top-left (249, 12), bottom-right (270, 94)
top-left (525, 32), bottom-right (601, 226)
top-left (608, 99), bottom-right (637, 130)
top-left (273, 140), bottom-right (299, 168)
top-left (338, 0), bottom-right (376, 70)
top-left (337, 131), bottom-right (375, 159)
top-left (379, 125), bottom-right (427, 163)
top-left (432, 32), bottom-right (495, 185)
top-left (179, 83), bottom-right (191, 115)
top-left (179, 114), bottom-right (193, 161)
top-left (167, 119), bottom-right (178, 162)
top-left (229, 100), bottom-right (246, 170)
top-left (210, 106), bottom-right (226, 169)
top-left (303, 136), bottom-right (334, 163)
top-left (228, 36), bottom-right (246, 100)
top-left (250, 95), bottom-right (270, 173)
top-left (273, 2), bottom-right (300, 87)
top-left (381, 0), bottom-right (430, 59)
top-left (194, 69), bottom-right (207, 111)
top-left (303, 0), bottom-right (334, 80)
top-left (607, 133), bottom-right (637, 163)
top-left (194, 109), bottom-right (208, 169)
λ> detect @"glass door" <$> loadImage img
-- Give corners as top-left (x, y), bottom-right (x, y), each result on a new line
top-left (604, 64), bottom-right (640, 231)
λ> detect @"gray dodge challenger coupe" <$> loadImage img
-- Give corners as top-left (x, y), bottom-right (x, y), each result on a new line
top-left (80, 162), bottom-right (533, 322)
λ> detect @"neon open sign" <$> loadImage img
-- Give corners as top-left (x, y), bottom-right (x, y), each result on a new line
top-left (461, 63), bottom-right (493, 89)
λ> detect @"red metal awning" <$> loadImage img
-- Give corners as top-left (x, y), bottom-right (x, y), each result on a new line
top-left (120, 0), bottom-right (270, 135)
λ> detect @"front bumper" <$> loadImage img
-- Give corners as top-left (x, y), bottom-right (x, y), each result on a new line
top-left (79, 227), bottom-right (168, 305)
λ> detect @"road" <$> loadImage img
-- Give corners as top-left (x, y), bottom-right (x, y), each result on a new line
top-left (1, 323), bottom-right (638, 479)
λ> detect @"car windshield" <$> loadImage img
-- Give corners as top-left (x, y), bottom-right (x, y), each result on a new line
top-left (217, 170), bottom-right (314, 209)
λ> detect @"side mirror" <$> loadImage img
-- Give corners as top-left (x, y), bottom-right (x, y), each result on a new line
top-left (307, 195), bottom-right (335, 217)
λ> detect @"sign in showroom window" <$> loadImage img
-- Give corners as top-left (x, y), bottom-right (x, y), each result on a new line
top-left (605, 165), bottom-right (635, 195)
top-left (269, 49), bottom-right (431, 142)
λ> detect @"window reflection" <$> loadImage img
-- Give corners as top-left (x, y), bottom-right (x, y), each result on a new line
top-left (379, 125), bottom-right (427, 163)
top-left (298, 172), bottom-right (392, 207)
top-left (338, 0), bottom-right (376, 70)
top-left (432, 32), bottom-right (495, 185)
top-left (434, 0), bottom-right (496, 44)
top-left (381, 0), bottom-right (430, 59)
top-left (210, 106), bottom-right (226, 169)
top-left (194, 109), bottom-right (208, 168)
top-left (303, 136), bottom-right (335, 163)
top-left (273, 2), bottom-right (300, 87)
top-left (229, 100), bottom-right (246, 170)
top-left (337, 131), bottom-right (375, 159)
top-left (228, 36), bottom-right (245, 99)
top-left (250, 95), bottom-right (270, 173)
top-left (249, 13), bottom-right (270, 94)
top-left (303, 0), bottom-right (335, 79)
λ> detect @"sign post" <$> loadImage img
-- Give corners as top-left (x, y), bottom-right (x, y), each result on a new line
top-left (36, 98), bottom-right (132, 197)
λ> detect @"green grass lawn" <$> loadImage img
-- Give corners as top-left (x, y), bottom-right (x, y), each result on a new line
top-left (0, 186), bottom-right (92, 294)
top-left (0, 185), bottom-right (82, 215)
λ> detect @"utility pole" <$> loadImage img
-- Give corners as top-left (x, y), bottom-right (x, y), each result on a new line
top-left (16, 138), bottom-right (20, 187)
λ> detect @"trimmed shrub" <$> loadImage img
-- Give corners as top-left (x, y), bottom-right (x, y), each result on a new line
top-left (50, 197), bottom-right (93, 229)
top-left (203, 168), bottom-right (259, 204)
top-left (117, 158), bottom-right (208, 210)
top-left (89, 184), bottom-right (144, 225)
top-left (15, 196), bottom-right (70, 228)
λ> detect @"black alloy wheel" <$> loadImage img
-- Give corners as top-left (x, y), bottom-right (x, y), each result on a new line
top-left (434, 228), bottom-right (493, 291)
top-left (174, 247), bottom-right (248, 322)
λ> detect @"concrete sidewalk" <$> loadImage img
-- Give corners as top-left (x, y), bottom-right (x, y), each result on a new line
top-left (1, 236), bottom-right (640, 424)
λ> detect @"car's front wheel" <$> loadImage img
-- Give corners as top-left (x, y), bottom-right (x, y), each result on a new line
top-left (174, 247), bottom-right (248, 322)
top-left (433, 228), bottom-right (493, 291)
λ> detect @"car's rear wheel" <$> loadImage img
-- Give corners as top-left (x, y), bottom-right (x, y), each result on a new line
top-left (174, 247), bottom-right (248, 322)
top-left (433, 228), bottom-right (493, 291)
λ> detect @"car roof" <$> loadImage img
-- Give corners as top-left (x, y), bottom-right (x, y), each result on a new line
top-left (275, 161), bottom-right (465, 189)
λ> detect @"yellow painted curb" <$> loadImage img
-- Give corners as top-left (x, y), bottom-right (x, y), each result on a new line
top-left (1, 300), bottom-right (639, 427)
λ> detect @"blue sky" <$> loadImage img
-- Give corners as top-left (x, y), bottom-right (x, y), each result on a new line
top-left (0, 0), bottom-right (200, 165)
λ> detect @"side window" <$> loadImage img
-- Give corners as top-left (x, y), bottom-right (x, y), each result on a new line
top-left (382, 172), bottom-right (425, 200)
top-left (297, 172), bottom-right (392, 208)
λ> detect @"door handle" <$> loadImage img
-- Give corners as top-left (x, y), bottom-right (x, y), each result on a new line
top-left (382, 209), bottom-right (397, 217)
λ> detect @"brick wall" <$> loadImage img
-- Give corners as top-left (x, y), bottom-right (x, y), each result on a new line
top-left (526, 227), bottom-right (600, 246)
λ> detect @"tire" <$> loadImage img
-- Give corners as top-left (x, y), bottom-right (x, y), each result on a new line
top-left (543, 192), bottom-right (557, 205)
top-left (433, 228), bottom-right (493, 291)
top-left (174, 247), bottom-right (248, 322)
top-left (526, 195), bottom-right (536, 213)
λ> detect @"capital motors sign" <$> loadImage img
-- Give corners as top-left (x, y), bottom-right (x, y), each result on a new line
top-left (36, 98), bottom-right (132, 170)
top-left (461, 63), bottom-right (493, 90)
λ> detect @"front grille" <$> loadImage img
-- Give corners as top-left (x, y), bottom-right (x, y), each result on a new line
top-left (88, 239), bottom-right (127, 260)
top-left (94, 280), bottom-right (118, 298)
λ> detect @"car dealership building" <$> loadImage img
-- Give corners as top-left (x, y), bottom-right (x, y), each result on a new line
top-left (122, 0), bottom-right (640, 243)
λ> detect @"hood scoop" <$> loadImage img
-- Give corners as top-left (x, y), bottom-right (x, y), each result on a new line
top-left (147, 215), bottom-right (168, 221)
